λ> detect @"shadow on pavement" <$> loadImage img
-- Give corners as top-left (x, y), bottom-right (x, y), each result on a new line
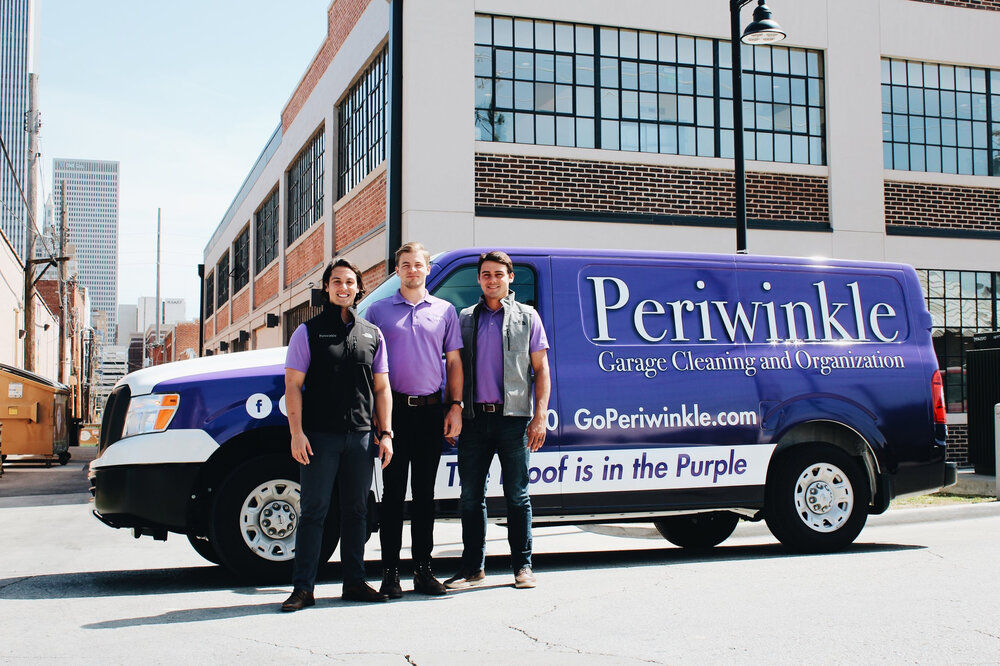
top-left (0, 540), bottom-right (923, 609)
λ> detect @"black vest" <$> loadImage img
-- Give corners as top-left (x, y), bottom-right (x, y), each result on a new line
top-left (301, 304), bottom-right (382, 433)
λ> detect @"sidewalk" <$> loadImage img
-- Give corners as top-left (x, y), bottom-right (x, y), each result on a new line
top-left (948, 469), bottom-right (997, 498)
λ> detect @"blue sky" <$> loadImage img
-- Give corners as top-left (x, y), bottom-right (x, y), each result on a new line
top-left (39, 0), bottom-right (331, 324)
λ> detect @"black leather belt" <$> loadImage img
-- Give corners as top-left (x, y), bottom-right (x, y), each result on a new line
top-left (474, 403), bottom-right (503, 413)
top-left (393, 391), bottom-right (442, 407)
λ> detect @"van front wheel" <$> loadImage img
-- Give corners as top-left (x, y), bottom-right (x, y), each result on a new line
top-left (653, 512), bottom-right (740, 548)
top-left (209, 455), bottom-right (340, 581)
top-left (765, 444), bottom-right (870, 553)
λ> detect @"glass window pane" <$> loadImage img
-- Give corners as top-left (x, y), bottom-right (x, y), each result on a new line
top-left (679, 126), bottom-right (696, 155)
top-left (621, 121), bottom-right (639, 151)
top-left (576, 55), bottom-right (595, 85)
top-left (678, 95), bottom-right (695, 123)
top-left (907, 61), bottom-right (923, 87)
top-left (534, 82), bottom-right (554, 111)
top-left (659, 65), bottom-right (677, 93)
top-left (756, 132), bottom-right (773, 161)
top-left (677, 36), bottom-right (695, 63)
top-left (475, 78), bottom-right (492, 109)
top-left (660, 124), bottom-right (678, 154)
top-left (576, 25), bottom-right (594, 54)
top-left (773, 47), bottom-right (789, 75)
top-left (515, 81), bottom-right (533, 110)
top-left (555, 23), bottom-right (574, 52)
top-left (514, 19), bottom-right (533, 48)
top-left (496, 50), bottom-right (513, 78)
top-left (621, 61), bottom-right (638, 89)
top-left (756, 102), bottom-right (773, 130)
top-left (576, 85), bottom-right (595, 116)
top-left (639, 31), bottom-right (657, 60)
top-left (535, 21), bottom-right (554, 51)
top-left (639, 62), bottom-right (657, 91)
top-left (640, 91), bottom-right (657, 120)
top-left (697, 96), bottom-right (714, 126)
top-left (515, 112), bottom-right (534, 142)
top-left (658, 34), bottom-right (675, 62)
top-left (793, 134), bottom-right (809, 164)
top-left (754, 45), bottom-right (771, 72)
top-left (556, 84), bottom-right (573, 113)
top-left (577, 117), bottom-right (595, 147)
top-left (600, 28), bottom-right (618, 56)
top-left (909, 144), bottom-right (925, 171)
top-left (475, 46), bottom-right (492, 77)
top-left (678, 67), bottom-right (694, 94)
top-left (601, 58), bottom-right (618, 87)
top-left (697, 67), bottom-right (713, 96)
top-left (756, 75), bottom-right (772, 102)
top-left (622, 90), bottom-right (638, 119)
top-left (556, 55), bottom-right (573, 83)
top-left (696, 38), bottom-right (713, 65)
top-left (496, 80), bottom-right (513, 108)
top-left (536, 114), bottom-right (555, 145)
top-left (774, 133), bottom-right (791, 162)
top-left (536, 53), bottom-right (554, 82)
top-left (926, 145), bottom-right (941, 172)
top-left (697, 127), bottom-right (715, 156)
top-left (515, 51), bottom-right (533, 80)
top-left (942, 146), bottom-right (957, 173)
top-left (601, 88), bottom-right (619, 118)
top-left (620, 29), bottom-right (638, 58)
top-left (658, 93), bottom-right (677, 122)
top-left (640, 123), bottom-right (658, 152)
top-left (790, 49), bottom-right (807, 75)
top-left (494, 17), bottom-right (513, 47)
top-left (721, 129), bottom-right (734, 158)
top-left (475, 15), bottom-right (492, 45)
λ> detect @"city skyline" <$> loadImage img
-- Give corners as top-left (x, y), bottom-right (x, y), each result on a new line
top-left (37, 0), bottom-right (331, 312)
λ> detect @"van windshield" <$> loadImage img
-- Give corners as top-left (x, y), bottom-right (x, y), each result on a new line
top-left (356, 273), bottom-right (400, 318)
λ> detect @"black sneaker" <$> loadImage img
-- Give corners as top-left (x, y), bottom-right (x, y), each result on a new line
top-left (280, 588), bottom-right (315, 612)
top-left (413, 563), bottom-right (447, 596)
top-left (443, 569), bottom-right (486, 590)
top-left (380, 568), bottom-right (403, 599)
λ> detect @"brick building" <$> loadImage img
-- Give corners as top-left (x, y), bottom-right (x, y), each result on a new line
top-left (202, 0), bottom-right (1000, 465)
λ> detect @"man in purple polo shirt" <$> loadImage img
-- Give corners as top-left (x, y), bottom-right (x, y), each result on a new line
top-left (445, 250), bottom-right (550, 591)
top-left (365, 241), bottom-right (463, 597)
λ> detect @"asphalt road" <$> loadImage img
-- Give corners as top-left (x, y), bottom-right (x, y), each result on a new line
top-left (1, 448), bottom-right (999, 664)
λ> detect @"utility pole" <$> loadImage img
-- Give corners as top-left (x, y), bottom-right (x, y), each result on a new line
top-left (59, 181), bottom-right (68, 383)
top-left (22, 73), bottom-right (40, 372)
top-left (155, 208), bottom-right (161, 355)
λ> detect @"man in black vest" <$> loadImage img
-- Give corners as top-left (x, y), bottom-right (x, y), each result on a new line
top-left (280, 258), bottom-right (394, 611)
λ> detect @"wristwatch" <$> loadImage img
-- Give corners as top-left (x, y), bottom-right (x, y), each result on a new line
top-left (378, 430), bottom-right (394, 440)
top-left (447, 400), bottom-right (464, 409)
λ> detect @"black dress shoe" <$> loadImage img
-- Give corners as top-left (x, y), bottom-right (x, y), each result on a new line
top-left (380, 568), bottom-right (403, 599)
top-left (413, 563), bottom-right (447, 596)
top-left (280, 588), bottom-right (315, 612)
top-left (342, 581), bottom-right (389, 603)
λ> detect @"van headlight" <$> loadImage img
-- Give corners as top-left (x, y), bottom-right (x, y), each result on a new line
top-left (122, 393), bottom-right (180, 437)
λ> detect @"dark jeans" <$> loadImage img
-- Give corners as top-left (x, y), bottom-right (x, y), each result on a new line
top-left (293, 430), bottom-right (373, 592)
top-left (379, 403), bottom-right (444, 569)
top-left (458, 412), bottom-right (532, 573)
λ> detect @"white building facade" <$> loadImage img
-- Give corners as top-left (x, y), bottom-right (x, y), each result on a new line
top-left (201, 0), bottom-right (1000, 465)
top-left (52, 158), bottom-right (120, 343)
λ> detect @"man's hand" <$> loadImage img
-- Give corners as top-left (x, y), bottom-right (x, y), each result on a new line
top-left (291, 432), bottom-right (313, 465)
top-left (378, 434), bottom-right (394, 469)
top-left (444, 404), bottom-right (463, 445)
top-left (526, 415), bottom-right (546, 452)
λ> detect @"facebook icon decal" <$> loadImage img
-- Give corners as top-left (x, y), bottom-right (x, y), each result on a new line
top-left (245, 393), bottom-right (273, 419)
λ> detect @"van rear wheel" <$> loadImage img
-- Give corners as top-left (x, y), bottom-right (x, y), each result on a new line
top-left (208, 455), bottom-right (340, 581)
top-left (186, 533), bottom-right (221, 565)
top-left (765, 443), bottom-right (870, 553)
top-left (653, 512), bottom-right (740, 548)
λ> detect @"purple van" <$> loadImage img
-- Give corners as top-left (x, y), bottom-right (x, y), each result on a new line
top-left (89, 248), bottom-right (956, 579)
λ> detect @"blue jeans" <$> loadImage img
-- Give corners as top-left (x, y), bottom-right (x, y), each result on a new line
top-left (293, 430), bottom-right (373, 592)
top-left (458, 413), bottom-right (532, 573)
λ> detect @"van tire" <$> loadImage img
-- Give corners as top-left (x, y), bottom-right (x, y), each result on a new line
top-left (765, 443), bottom-right (869, 553)
top-left (653, 512), bottom-right (740, 548)
top-left (209, 455), bottom-right (340, 581)
top-left (186, 533), bottom-right (221, 565)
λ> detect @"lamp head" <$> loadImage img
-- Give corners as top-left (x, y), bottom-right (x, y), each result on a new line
top-left (742, 1), bottom-right (786, 45)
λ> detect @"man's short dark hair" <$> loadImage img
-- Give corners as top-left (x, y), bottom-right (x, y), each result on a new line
top-left (478, 250), bottom-right (514, 275)
top-left (322, 257), bottom-right (366, 304)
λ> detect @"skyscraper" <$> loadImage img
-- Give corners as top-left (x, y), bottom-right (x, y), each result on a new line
top-left (53, 159), bottom-right (120, 342)
top-left (0, 0), bottom-right (38, 260)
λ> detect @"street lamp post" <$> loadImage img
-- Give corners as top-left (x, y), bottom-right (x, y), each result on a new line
top-left (731, 0), bottom-right (786, 253)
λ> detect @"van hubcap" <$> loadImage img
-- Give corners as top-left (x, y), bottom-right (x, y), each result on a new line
top-left (793, 462), bottom-right (853, 533)
top-left (239, 480), bottom-right (301, 561)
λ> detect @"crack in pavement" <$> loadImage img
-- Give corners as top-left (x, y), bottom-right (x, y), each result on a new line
top-left (507, 624), bottom-right (663, 663)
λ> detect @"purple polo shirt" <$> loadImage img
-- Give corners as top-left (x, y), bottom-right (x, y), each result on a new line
top-left (365, 290), bottom-right (463, 396)
top-left (475, 304), bottom-right (548, 405)
top-left (285, 322), bottom-right (388, 375)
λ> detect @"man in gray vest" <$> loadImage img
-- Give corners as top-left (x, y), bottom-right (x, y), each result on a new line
top-left (444, 250), bottom-right (551, 590)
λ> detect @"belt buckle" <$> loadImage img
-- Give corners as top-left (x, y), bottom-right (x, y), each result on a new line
top-left (407, 395), bottom-right (419, 407)
top-left (483, 403), bottom-right (497, 413)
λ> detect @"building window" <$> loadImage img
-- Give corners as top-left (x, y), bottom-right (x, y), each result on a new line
top-left (338, 47), bottom-right (388, 198)
top-left (287, 131), bottom-right (325, 245)
top-left (255, 188), bottom-right (279, 273)
top-left (216, 252), bottom-right (230, 305)
top-left (232, 226), bottom-right (250, 293)
top-left (918, 268), bottom-right (1000, 412)
top-left (882, 58), bottom-right (1000, 176)
top-left (205, 271), bottom-right (215, 315)
top-left (473, 14), bottom-right (825, 165)
top-left (283, 300), bottom-right (322, 345)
